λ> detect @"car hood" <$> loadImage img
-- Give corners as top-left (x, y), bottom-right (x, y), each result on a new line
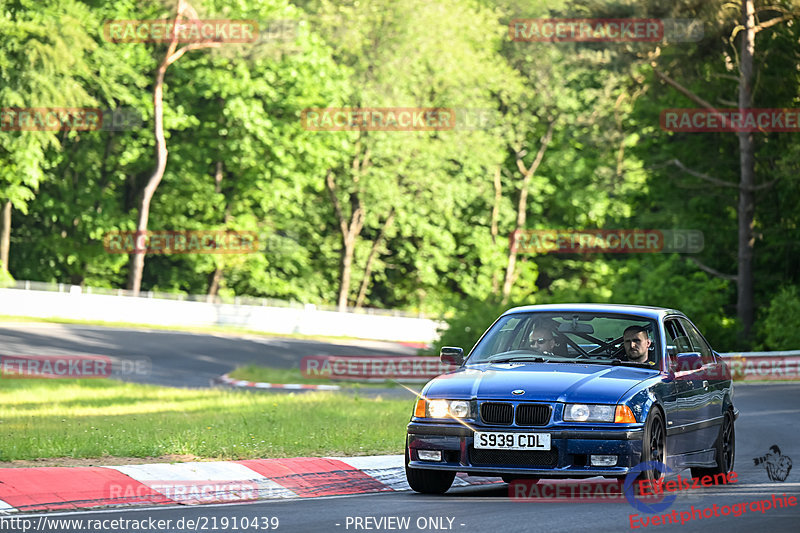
top-left (422, 362), bottom-right (659, 404)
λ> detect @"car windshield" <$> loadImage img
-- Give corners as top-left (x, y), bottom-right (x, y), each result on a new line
top-left (467, 312), bottom-right (660, 366)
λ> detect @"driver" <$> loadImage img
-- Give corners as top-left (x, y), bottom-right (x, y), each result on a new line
top-left (622, 325), bottom-right (652, 363)
top-left (528, 326), bottom-right (557, 354)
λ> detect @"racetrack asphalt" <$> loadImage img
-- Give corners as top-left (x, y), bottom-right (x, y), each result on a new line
top-left (0, 322), bottom-right (419, 395)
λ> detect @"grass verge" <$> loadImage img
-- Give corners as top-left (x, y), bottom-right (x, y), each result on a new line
top-left (0, 378), bottom-right (414, 462)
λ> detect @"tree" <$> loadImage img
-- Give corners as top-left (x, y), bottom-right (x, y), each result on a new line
top-left (127, 0), bottom-right (223, 295)
top-left (305, 0), bottom-right (514, 312)
top-left (0, 0), bottom-right (104, 274)
top-left (129, 0), bottom-right (352, 302)
top-left (502, 121), bottom-right (555, 304)
top-left (644, 0), bottom-right (798, 340)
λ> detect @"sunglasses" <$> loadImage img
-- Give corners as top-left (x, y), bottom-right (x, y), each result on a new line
top-left (532, 337), bottom-right (553, 345)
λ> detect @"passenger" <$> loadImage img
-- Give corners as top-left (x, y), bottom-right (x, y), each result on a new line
top-left (622, 325), bottom-right (652, 363)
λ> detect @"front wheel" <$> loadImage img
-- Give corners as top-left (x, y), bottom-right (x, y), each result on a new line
top-left (639, 409), bottom-right (667, 486)
top-left (691, 409), bottom-right (735, 479)
top-left (405, 448), bottom-right (456, 494)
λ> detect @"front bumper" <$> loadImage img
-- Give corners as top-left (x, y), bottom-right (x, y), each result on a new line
top-left (407, 421), bottom-right (645, 478)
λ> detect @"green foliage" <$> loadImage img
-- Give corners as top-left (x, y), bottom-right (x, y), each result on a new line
top-left (432, 298), bottom-right (513, 355)
top-left (608, 255), bottom-right (740, 350)
top-left (0, 266), bottom-right (13, 287)
top-left (0, 0), bottom-right (797, 351)
top-left (758, 286), bottom-right (800, 351)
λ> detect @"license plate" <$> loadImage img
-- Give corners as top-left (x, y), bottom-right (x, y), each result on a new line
top-left (474, 432), bottom-right (551, 450)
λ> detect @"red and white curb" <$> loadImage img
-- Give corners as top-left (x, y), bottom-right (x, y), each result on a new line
top-left (218, 373), bottom-right (341, 391)
top-left (0, 455), bottom-right (500, 513)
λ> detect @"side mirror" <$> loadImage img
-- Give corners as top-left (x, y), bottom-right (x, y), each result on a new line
top-left (675, 352), bottom-right (703, 372)
top-left (440, 346), bottom-right (465, 366)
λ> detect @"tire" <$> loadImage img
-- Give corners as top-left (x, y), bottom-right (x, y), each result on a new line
top-left (405, 447), bottom-right (456, 494)
top-left (638, 409), bottom-right (667, 486)
top-left (691, 409), bottom-right (735, 479)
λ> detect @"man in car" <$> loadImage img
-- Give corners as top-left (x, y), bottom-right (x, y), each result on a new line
top-left (529, 325), bottom-right (557, 355)
top-left (622, 325), bottom-right (652, 363)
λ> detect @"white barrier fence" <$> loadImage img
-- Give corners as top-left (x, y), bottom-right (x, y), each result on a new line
top-left (0, 286), bottom-right (443, 344)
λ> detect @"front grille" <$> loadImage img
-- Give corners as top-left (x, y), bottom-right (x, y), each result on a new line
top-left (516, 404), bottom-right (551, 426)
top-left (469, 446), bottom-right (559, 467)
top-left (480, 402), bottom-right (513, 425)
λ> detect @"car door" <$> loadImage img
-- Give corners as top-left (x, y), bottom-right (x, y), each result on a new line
top-left (662, 317), bottom-right (700, 456)
top-left (679, 318), bottom-right (723, 448)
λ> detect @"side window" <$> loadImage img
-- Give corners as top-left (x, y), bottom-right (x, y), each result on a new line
top-left (680, 319), bottom-right (714, 365)
top-left (665, 319), bottom-right (692, 355)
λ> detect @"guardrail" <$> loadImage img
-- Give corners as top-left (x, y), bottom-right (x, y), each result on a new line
top-left (0, 283), bottom-right (443, 343)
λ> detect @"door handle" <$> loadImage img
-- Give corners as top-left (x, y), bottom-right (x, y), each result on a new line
top-left (702, 380), bottom-right (709, 389)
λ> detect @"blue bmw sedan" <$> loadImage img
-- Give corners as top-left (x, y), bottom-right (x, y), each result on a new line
top-left (405, 304), bottom-right (738, 493)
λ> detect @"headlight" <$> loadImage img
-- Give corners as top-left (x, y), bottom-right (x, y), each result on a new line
top-left (414, 398), bottom-right (472, 419)
top-left (429, 400), bottom-right (450, 418)
top-left (450, 401), bottom-right (470, 418)
top-left (564, 404), bottom-right (615, 422)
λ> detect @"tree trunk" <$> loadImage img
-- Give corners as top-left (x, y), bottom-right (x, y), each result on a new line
top-left (126, 68), bottom-right (167, 294)
top-left (736, 0), bottom-right (756, 339)
top-left (207, 161), bottom-right (226, 302)
top-left (355, 208), bottom-right (395, 309)
top-left (0, 200), bottom-right (10, 272)
top-left (501, 122), bottom-right (555, 304)
top-left (325, 169), bottom-right (365, 312)
top-left (207, 268), bottom-right (223, 303)
top-left (339, 235), bottom-right (356, 311)
top-left (126, 0), bottom-right (221, 295)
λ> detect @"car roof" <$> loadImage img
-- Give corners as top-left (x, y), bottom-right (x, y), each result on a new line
top-left (502, 303), bottom-right (682, 321)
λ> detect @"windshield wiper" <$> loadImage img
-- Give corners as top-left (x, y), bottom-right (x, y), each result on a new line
top-left (487, 355), bottom-right (548, 363)
top-left (609, 358), bottom-right (653, 367)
